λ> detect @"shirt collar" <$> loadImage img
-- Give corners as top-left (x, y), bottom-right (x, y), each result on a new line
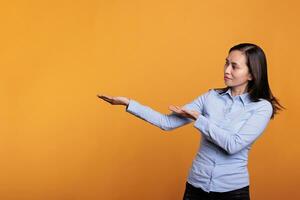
top-left (219, 87), bottom-right (251, 106)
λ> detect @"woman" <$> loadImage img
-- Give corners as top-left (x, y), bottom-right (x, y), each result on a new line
top-left (98, 43), bottom-right (284, 200)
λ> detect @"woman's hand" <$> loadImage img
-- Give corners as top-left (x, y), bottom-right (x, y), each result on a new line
top-left (97, 94), bottom-right (130, 106)
top-left (168, 105), bottom-right (200, 120)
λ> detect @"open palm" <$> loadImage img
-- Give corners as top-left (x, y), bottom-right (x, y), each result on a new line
top-left (168, 105), bottom-right (199, 120)
top-left (97, 94), bottom-right (130, 106)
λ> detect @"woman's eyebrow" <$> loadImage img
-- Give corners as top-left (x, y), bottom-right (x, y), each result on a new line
top-left (225, 58), bottom-right (240, 66)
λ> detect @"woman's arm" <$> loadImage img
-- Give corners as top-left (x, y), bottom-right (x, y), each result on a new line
top-left (126, 99), bottom-right (193, 131)
top-left (125, 90), bottom-right (211, 131)
top-left (193, 100), bottom-right (273, 154)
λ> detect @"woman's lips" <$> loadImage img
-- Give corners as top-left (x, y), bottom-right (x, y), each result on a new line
top-left (224, 76), bottom-right (231, 80)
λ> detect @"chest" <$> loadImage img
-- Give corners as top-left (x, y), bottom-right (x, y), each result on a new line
top-left (202, 96), bottom-right (255, 133)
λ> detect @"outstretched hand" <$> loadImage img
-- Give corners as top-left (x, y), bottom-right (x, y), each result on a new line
top-left (97, 94), bottom-right (130, 106)
top-left (168, 105), bottom-right (200, 120)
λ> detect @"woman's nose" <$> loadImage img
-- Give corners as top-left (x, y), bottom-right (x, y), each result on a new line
top-left (224, 65), bottom-right (231, 73)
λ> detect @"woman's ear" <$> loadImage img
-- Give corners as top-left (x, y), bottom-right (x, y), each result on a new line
top-left (248, 73), bottom-right (253, 81)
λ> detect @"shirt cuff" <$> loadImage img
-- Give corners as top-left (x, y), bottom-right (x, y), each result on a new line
top-left (193, 115), bottom-right (210, 137)
top-left (125, 99), bottom-right (141, 115)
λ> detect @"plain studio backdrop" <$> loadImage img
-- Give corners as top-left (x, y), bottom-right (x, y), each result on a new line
top-left (1, 0), bottom-right (299, 199)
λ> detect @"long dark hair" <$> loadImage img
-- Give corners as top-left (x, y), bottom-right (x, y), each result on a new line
top-left (215, 43), bottom-right (285, 119)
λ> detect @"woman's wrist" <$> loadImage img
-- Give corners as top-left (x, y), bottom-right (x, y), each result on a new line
top-left (124, 98), bottom-right (130, 106)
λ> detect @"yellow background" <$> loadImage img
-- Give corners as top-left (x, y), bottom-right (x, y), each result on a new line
top-left (1, 0), bottom-right (299, 199)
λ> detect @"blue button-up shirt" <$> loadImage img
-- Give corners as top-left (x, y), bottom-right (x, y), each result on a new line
top-left (125, 87), bottom-right (273, 192)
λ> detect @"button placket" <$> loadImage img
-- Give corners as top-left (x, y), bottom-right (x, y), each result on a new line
top-left (224, 98), bottom-right (234, 119)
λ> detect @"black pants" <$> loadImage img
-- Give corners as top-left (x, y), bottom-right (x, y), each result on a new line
top-left (182, 182), bottom-right (250, 200)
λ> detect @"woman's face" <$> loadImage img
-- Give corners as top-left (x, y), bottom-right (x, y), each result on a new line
top-left (224, 50), bottom-right (252, 91)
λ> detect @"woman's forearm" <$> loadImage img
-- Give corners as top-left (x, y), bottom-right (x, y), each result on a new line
top-left (125, 99), bottom-right (193, 131)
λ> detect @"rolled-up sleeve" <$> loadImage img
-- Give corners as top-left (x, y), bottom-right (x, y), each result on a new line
top-left (193, 101), bottom-right (273, 154)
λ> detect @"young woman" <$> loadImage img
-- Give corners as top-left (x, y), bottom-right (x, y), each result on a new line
top-left (98, 43), bottom-right (284, 200)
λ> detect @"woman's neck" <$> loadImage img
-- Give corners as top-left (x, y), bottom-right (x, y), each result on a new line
top-left (230, 86), bottom-right (248, 96)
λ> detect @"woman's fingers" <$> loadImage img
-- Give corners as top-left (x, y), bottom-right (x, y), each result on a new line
top-left (97, 94), bottom-right (115, 104)
top-left (98, 95), bottom-right (111, 101)
top-left (98, 95), bottom-right (112, 100)
top-left (169, 105), bottom-right (191, 113)
top-left (98, 94), bottom-right (130, 106)
top-left (175, 106), bottom-right (182, 111)
top-left (168, 105), bottom-right (199, 120)
top-left (169, 105), bottom-right (177, 111)
top-left (169, 105), bottom-right (182, 113)
top-left (169, 105), bottom-right (192, 118)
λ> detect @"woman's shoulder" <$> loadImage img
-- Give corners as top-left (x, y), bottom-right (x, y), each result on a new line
top-left (247, 99), bottom-right (273, 118)
top-left (256, 98), bottom-right (273, 109)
